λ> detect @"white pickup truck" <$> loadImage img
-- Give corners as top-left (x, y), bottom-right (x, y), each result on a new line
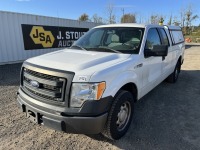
top-left (17, 24), bottom-right (185, 140)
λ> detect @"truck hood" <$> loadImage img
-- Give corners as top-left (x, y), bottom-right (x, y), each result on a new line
top-left (26, 49), bottom-right (131, 74)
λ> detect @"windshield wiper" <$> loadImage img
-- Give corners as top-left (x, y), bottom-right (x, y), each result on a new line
top-left (70, 45), bottom-right (87, 51)
top-left (87, 47), bottom-right (122, 53)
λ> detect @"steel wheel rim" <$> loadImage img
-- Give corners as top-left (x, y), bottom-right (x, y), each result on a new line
top-left (116, 101), bottom-right (131, 131)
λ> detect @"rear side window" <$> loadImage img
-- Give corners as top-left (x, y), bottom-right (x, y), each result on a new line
top-left (145, 28), bottom-right (161, 49)
top-left (170, 30), bottom-right (184, 44)
top-left (160, 29), bottom-right (169, 46)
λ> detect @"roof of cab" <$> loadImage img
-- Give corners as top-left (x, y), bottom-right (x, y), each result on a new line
top-left (94, 23), bottom-right (147, 28)
top-left (94, 23), bottom-right (181, 29)
top-left (164, 25), bottom-right (182, 30)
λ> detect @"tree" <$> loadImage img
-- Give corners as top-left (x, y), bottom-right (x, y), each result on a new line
top-left (91, 14), bottom-right (103, 23)
top-left (106, 3), bottom-right (116, 24)
top-left (159, 17), bottom-right (164, 25)
top-left (150, 15), bottom-right (159, 24)
top-left (180, 8), bottom-right (186, 28)
top-left (168, 15), bottom-right (172, 25)
top-left (78, 13), bottom-right (89, 22)
top-left (173, 16), bottom-right (180, 26)
top-left (185, 6), bottom-right (198, 34)
top-left (150, 15), bottom-right (166, 25)
top-left (121, 13), bottom-right (136, 23)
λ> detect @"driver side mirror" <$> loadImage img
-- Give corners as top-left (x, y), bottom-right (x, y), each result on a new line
top-left (144, 45), bottom-right (168, 57)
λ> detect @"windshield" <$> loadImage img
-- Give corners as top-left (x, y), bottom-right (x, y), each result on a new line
top-left (72, 27), bottom-right (144, 54)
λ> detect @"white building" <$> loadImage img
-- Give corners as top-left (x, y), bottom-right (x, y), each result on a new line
top-left (0, 11), bottom-right (100, 65)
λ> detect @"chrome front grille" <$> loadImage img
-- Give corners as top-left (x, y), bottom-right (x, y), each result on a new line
top-left (22, 67), bottom-right (66, 102)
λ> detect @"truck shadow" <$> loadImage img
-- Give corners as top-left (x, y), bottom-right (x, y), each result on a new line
top-left (88, 70), bottom-right (200, 150)
top-left (0, 63), bottom-right (22, 86)
top-left (185, 44), bottom-right (200, 49)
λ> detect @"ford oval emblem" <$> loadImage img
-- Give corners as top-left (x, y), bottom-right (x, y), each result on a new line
top-left (30, 80), bottom-right (40, 88)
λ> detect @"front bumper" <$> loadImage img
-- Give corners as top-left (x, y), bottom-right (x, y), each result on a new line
top-left (17, 90), bottom-right (110, 134)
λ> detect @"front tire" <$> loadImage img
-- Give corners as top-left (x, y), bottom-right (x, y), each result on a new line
top-left (102, 90), bottom-right (134, 140)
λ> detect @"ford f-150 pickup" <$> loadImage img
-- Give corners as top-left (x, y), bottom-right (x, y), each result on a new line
top-left (17, 24), bottom-right (185, 140)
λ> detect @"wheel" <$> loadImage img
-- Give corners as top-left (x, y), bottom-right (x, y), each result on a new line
top-left (167, 60), bottom-right (181, 83)
top-left (102, 90), bottom-right (134, 140)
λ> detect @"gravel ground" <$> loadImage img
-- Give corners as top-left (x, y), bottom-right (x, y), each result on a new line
top-left (0, 46), bottom-right (200, 150)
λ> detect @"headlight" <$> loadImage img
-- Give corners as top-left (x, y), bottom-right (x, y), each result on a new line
top-left (70, 82), bottom-right (106, 108)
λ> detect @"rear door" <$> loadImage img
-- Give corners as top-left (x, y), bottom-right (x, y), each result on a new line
top-left (157, 28), bottom-right (173, 77)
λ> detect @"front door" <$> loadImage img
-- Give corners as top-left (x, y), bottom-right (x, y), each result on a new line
top-left (141, 28), bottom-right (163, 96)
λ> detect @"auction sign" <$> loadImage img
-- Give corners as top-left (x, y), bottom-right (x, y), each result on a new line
top-left (21, 24), bottom-right (89, 50)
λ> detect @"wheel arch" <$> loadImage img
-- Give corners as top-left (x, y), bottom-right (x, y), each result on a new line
top-left (118, 82), bottom-right (138, 102)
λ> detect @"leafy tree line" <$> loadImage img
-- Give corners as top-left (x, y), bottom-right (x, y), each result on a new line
top-left (78, 4), bottom-right (199, 35)
top-left (79, 12), bottom-right (136, 23)
top-left (78, 4), bottom-right (136, 24)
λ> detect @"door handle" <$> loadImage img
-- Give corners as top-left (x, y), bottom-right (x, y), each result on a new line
top-left (134, 63), bottom-right (143, 69)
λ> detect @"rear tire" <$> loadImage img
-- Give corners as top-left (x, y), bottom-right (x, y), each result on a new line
top-left (102, 90), bottom-right (134, 140)
top-left (167, 60), bottom-right (181, 83)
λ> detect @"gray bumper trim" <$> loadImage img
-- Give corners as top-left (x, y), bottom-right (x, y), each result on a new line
top-left (17, 95), bottom-right (108, 134)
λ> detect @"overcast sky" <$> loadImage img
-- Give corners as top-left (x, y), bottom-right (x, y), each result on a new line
top-left (0, 0), bottom-right (200, 25)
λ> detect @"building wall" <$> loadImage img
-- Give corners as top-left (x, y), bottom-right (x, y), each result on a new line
top-left (0, 11), bottom-right (100, 65)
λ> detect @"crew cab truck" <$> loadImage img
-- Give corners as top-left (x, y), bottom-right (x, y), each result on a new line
top-left (17, 24), bottom-right (185, 140)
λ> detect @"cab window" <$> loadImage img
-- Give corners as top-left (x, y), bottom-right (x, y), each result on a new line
top-left (145, 28), bottom-right (161, 49)
top-left (171, 30), bottom-right (184, 44)
top-left (160, 29), bottom-right (169, 46)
